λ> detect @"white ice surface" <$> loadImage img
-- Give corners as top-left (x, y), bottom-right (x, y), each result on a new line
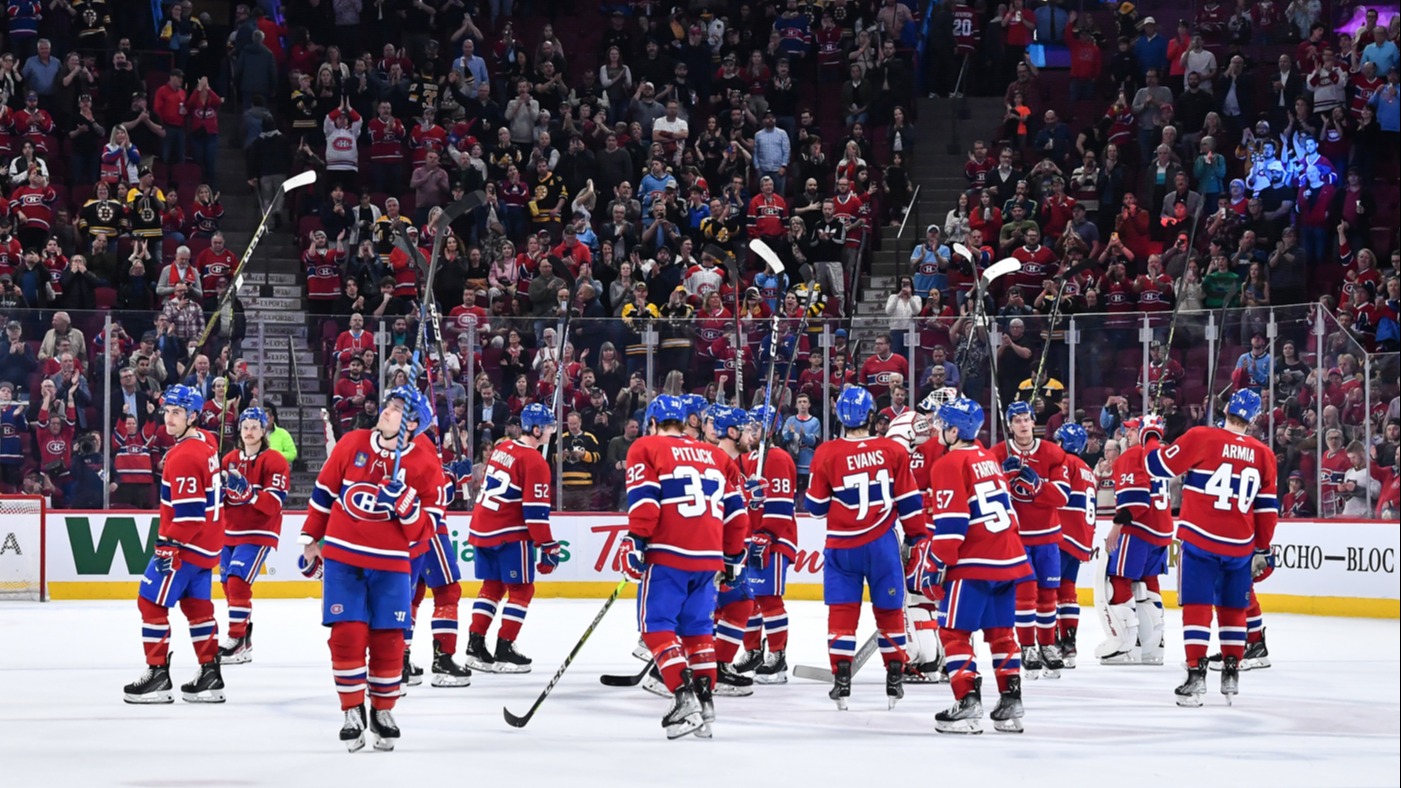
top-left (0, 599), bottom-right (1397, 788)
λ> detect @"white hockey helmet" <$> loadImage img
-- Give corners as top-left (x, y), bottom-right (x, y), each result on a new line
top-left (886, 410), bottom-right (932, 450)
top-left (918, 387), bottom-right (959, 414)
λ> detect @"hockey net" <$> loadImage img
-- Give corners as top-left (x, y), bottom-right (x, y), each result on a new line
top-left (0, 495), bottom-right (45, 601)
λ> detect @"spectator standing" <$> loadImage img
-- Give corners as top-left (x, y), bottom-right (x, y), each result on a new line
top-left (153, 70), bottom-right (187, 166)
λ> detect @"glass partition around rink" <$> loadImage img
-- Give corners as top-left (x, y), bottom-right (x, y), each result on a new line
top-left (4, 305), bottom-right (1392, 521)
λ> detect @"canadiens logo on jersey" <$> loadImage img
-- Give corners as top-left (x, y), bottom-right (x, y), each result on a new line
top-left (314, 264), bottom-right (337, 278)
top-left (341, 481), bottom-right (387, 520)
top-left (46, 439), bottom-right (66, 454)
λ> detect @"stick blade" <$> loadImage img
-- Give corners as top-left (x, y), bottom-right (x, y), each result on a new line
top-left (502, 706), bottom-right (532, 728)
top-left (792, 665), bottom-right (835, 682)
top-left (952, 242), bottom-right (974, 261)
top-left (599, 671), bottom-right (647, 687)
top-left (749, 237), bottom-right (785, 275)
top-left (983, 257), bottom-right (1023, 284)
top-left (282, 170), bottom-right (318, 192)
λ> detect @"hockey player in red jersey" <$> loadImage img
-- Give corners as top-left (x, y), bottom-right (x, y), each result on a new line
top-left (993, 400), bottom-right (1071, 679)
top-left (1145, 389), bottom-right (1278, 707)
top-left (464, 403), bottom-right (560, 675)
top-left (736, 404), bottom-right (799, 685)
top-left (300, 386), bottom-right (446, 751)
top-left (124, 384), bottom-right (226, 705)
top-left (805, 386), bottom-right (928, 710)
top-left (401, 426), bottom-right (472, 689)
top-left (702, 404), bottom-right (758, 696)
top-left (216, 407), bottom-right (290, 665)
top-left (918, 396), bottom-right (1033, 734)
top-left (1052, 424), bottom-right (1095, 668)
top-left (1097, 415), bottom-right (1173, 666)
top-left (619, 395), bottom-right (748, 739)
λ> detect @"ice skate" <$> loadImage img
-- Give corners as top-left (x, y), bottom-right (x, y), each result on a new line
top-left (1243, 630), bottom-right (1271, 670)
top-left (662, 670), bottom-right (704, 740)
top-left (430, 642), bottom-right (472, 687)
top-left (123, 663), bottom-right (173, 704)
top-left (694, 674), bottom-right (716, 739)
top-left (369, 708), bottom-right (400, 751)
top-left (493, 639), bottom-right (532, 674)
top-left (340, 705), bottom-right (368, 753)
top-left (1220, 655), bottom-right (1240, 705)
top-left (641, 664), bottom-right (670, 698)
top-left (1040, 644), bottom-right (1065, 679)
top-left (402, 650), bottom-right (422, 689)
top-left (632, 638), bottom-right (653, 662)
top-left (714, 663), bottom-right (754, 696)
top-left (463, 632), bottom-right (498, 673)
top-left (218, 622), bottom-right (253, 665)
top-left (1060, 628), bottom-right (1078, 669)
top-left (1021, 644), bottom-right (1042, 679)
top-left (829, 660), bottom-right (852, 711)
top-left (1175, 658), bottom-right (1209, 707)
top-left (935, 678), bottom-right (984, 734)
top-left (733, 648), bottom-right (764, 674)
top-left (754, 650), bottom-right (788, 684)
top-left (885, 661), bottom-right (905, 709)
top-left (990, 676), bottom-right (1025, 733)
top-left (180, 660), bottom-right (226, 703)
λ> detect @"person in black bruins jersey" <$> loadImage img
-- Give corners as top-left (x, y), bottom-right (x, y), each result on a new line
top-left (78, 180), bottom-right (126, 249)
top-left (125, 167), bottom-right (166, 262)
top-left (699, 197), bottom-right (743, 259)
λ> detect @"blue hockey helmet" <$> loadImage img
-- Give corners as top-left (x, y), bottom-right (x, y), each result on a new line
top-left (1005, 399), bottom-right (1034, 423)
top-left (1225, 388), bottom-right (1262, 424)
top-left (749, 404), bottom-right (780, 434)
top-left (162, 384), bottom-right (204, 417)
top-left (936, 397), bottom-right (985, 442)
top-left (1054, 423), bottom-right (1088, 456)
top-left (649, 394), bottom-right (688, 425)
top-left (521, 402), bottom-right (556, 432)
top-left (681, 393), bottom-right (709, 420)
top-left (709, 404), bottom-right (748, 435)
top-left (385, 385), bottom-right (435, 437)
top-left (835, 386), bottom-right (875, 429)
top-left (238, 406), bottom-right (269, 430)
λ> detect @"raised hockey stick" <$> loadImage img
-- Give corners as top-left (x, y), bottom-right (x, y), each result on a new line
top-left (749, 239), bottom-right (787, 428)
top-left (503, 578), bottom-right (630, 728)
top-left (1022, 256), bottom-right (1099, 404)
top-left (760, 280), bottom-right (823, 477)
top-left (726, 254), bottom-right (747, 407)
top-left (793, 632), bottom-right (880, 682)
top-left (1150, 200), bottom-right (1205, 415)
top-left (197, 170), bottom-right (316, 349)
top-left (956, 257), bottom-right (1022, 437)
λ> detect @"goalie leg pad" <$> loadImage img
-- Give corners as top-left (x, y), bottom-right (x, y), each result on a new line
top-left (1095, 602), bottom-right (1140, 661)
top-left (431, 581), bottom-right (462, 655)
top-left (367, 628), bottom-right (405, 710)
top-left (498, 582), bottom-right (535, 642)
top-left (1136, 581), bottom-right (1165, 665)
top-left (905, 604), bottom-right (943, 668)
top-left (470, 579), bottom-right (505, 635)
top-left (329, 621), bottom-right (370, 710)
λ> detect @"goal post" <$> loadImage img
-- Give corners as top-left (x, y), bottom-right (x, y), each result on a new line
top-left (0, 495), bottom-right (46, 601)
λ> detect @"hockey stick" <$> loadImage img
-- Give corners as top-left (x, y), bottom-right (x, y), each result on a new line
top-left (600, 658), bottom-right (655, 687)
top-left (320, 407), bottom-right (336, 451)
top-left (1150, 201), bottom-right (1205, 415)
top-left (1022, 256), bottom-right (1099, 404)
top-left (1203, 287), bottom-right (1241, 418)
top-left (957, 257), bottom-right (1022, 437)
top-left (726, 254), bottom-right (747, 407)
top-left (197, 170), bottom-right (316, 349)
top-left (793, 632), bottom-right (880, 682)
top-left (760, 280), bottom-right (824, 477)
top-left (503, 578), bottom-right (630, 727)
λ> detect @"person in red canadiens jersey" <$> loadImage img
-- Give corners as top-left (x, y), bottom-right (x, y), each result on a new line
top-left (1144, 390), bottom-right (1278, 707)
top-left (216, 407), bottom-right (290, 665)
top-left (400, 426), bottom-right (472, 689)
top-left (619, 395), bottom-right (748, 740)
top-left (886, 387), bottom-right (961, 682)
top-left (124, 384), bottom-right (226, 705)
top-left (736, 404), bottom-right (799, 685)
top-left (917, 396), bottom-right (1033, 734)
top-left (1051, 424), bottom-right (1095, 668)
top-left (701, 405), bottom-right (758, 696)
top-left (805, 386), bottom-right (928, 711)
top-left (993, 400), bottom-right (1072, 679)
top-left (300, 386), bottom-right (446, 752)
top-left (463, 403), bottom-right (560, 675)
top-left (1097, 415), bottom-right (1173, 666)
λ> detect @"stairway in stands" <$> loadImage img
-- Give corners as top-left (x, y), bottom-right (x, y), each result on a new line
top-left (850, 96), bottom-right (1007, 347)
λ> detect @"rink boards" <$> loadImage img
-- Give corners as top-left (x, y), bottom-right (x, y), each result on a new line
top-left (15, 512), bottom-right (1400, 617)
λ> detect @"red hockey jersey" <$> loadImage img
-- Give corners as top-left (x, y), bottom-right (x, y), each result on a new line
top-left (220, 447), bottom-right (291, 547)
top-left (1146, 427), bottom-right (1278, 557)
top-left (624, 435), bottom-right (748, 572)
top-left (197, 247), bottom-right (236, 297)
top-left (738, 446), bottom-right (798, 561)
top-left (304, 245), bottom-right (345, 301)
top-left (992, 439), bottom-right (1070, 546)
top-left (860, 352), bottom-right (908, 399)
top-left (1058, 453), bottom-right (1097, 561)
top-left (303, 429), bottom-right (446, 572)
top-left (469, 438), bottom-right (554, 548)
top-left (1113, 444), bottom-right (1174, 546)
top-left (928, 445), bottom-right (1032, 581)
top-left (805, 436), bottom-right (928, 549)
top-left (333, 373), bottom-right (376, 427)
top-left (159, 429), bottom-right (223, 569)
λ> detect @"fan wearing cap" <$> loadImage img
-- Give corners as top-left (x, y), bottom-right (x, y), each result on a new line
top-left (126, 166), bottom-right (168, 260)
top-left (1143, 389), bottom-right (1277, 706)
top-left (910, 224), bottom-right (951, 297)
